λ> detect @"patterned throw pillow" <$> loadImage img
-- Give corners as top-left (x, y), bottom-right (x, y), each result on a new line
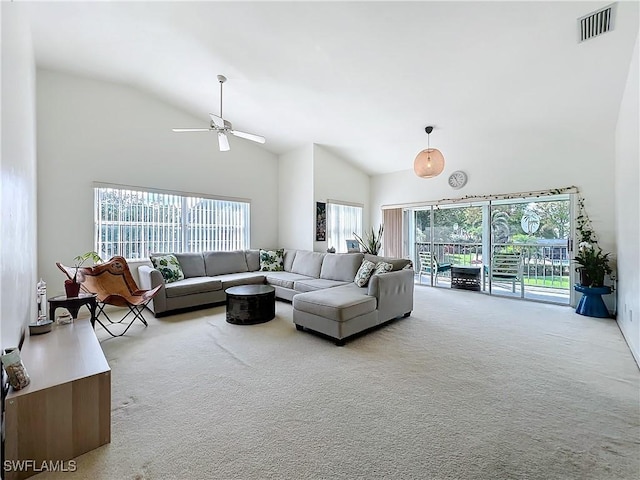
top-left (260, 249), bottom-right (284, 272)
top-left (402, 260), bottom-right (414, 270)
top-left (373, 261), bottom-right (393, 276)
top-left (354, 260), bottom-right (376, 287)
top-left (150, 254), bottom-right (185, 284)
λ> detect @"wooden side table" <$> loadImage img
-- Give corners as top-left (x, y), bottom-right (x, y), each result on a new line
top-left (574, 284), bottom-right (612, 318)
top-left (48, 293), bottom-right (98, 327)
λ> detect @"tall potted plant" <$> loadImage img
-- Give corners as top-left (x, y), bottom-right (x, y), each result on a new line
top-left (353, 224), bottom-right (384, 255)
top-left (573, 198), bottom-right (612, 287)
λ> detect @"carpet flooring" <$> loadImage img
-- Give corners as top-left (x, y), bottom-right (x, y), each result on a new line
top-left (35, 286), bottom-right (639, 480)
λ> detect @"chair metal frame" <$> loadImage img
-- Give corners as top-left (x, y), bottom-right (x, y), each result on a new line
top-left (484, 251), bottom-right (525, 297)
top-left (418, 251), bottom-right (452, 285)
top-left (57, 256), bottom-right (162, 337)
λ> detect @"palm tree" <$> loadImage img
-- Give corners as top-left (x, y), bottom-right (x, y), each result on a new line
top-left (491, 211), bottom-right (510, 244)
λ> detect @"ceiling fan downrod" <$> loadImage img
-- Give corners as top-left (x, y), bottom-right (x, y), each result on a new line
top-left (217, 74), bottom-right (227, 119)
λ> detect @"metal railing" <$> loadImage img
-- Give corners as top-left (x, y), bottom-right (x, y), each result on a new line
top-left (414, 241), bottom-right (570, 289)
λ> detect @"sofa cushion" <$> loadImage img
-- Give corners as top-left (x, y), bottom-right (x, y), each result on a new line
top-left (245, 249), bottom-right (260, 272)
top-left (294, 278), bottom-right (350, 293)
top-left (291, 250), bottom-right (325, 278)
top-left (283, 249), bottom-right (297, 272)
top-left (265, 272), bottom-right (312, 290)
top-left (354, 259), bottom-right (376, 287)
top-left (260, 249), bottom-right (285, 271)
top-left (150, 254), bottom-right (185, 284)
top-left (164, 277), bottom-right (222, 298)
top-left (364, 254), bottom-right (412, 271)
top-left (174, 253), bottom-right (206, 278)
top-left (320, 253), bottom-right (364, 282)
top-left (293, 287), bottom-right (377, 322)
top-left (204, 251), bottom-right (249, 276)
top-left (213, 272), bottom-right (266, 289)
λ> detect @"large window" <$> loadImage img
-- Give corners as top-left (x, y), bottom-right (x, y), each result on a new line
top-left (95, 185), bottom-right (250, 260)
top-left (327, 201), bottom-right (363, 253)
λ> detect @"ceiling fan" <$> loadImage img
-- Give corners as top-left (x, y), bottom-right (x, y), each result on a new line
top-left (172, 75), bottom-right (266, 152)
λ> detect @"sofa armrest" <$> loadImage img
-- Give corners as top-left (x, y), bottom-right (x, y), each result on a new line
top-left (138, 265), bottom-right (167, 314)
top-left (367, 269), bottom-right (414, 321)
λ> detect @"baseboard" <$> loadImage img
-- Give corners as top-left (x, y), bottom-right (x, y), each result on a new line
top-left (616, 320), bottom-right (640, 369)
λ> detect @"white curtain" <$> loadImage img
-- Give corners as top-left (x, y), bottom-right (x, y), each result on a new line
top-left (327, 202), bottom-right (363, 253)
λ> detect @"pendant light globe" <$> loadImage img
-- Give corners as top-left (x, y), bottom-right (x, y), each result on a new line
top-left (414, 126), bottom-right (445, 178)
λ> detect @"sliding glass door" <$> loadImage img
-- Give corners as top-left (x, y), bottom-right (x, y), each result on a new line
top-left (489, 196), bottom-right (571, 303)
top-left (413, 203), bottom-right (485, 287)
top-left (407, 193), bottom-right (572, 305)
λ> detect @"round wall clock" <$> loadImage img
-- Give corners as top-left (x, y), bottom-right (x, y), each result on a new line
top-left (448, 170), bottom-right (468, 189)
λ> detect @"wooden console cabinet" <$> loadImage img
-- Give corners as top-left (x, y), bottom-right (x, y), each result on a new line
top-left (4, 320), bottom-right (110, 480)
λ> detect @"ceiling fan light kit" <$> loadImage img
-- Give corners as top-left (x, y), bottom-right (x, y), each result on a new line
top-left (172, 74), bottom-right (265, 152)
top-left (414, 125), bottom-right (445, 178)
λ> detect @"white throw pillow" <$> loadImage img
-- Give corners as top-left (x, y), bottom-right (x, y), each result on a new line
top-left (373, 261), bottom-right (393, 276)
top-left (354, 260), bottom-right (376, 287)
top-left (150, 254), bottom-right (185, 283)
top-left (260, 249), bottom-right (285, 272)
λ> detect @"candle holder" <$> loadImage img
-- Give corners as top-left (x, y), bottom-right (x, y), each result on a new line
top-left (30, 278), bottom-right (53, 335)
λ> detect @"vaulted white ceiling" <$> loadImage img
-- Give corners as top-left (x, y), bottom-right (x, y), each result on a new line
top-left (21, 1), bottom-right (639, 175)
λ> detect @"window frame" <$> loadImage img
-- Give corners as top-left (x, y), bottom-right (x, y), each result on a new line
top-left (326, 200), bottom-right (364, 253)
top-left (93, 182), bottom-right (251, 260)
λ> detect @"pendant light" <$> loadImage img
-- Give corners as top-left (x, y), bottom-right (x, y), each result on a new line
top-left (414, 126), bottom-right (445, 178)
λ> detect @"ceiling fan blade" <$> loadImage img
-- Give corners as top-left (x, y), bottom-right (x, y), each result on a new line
top-left (218, 132), bottom-right (230, 152)
top-left (209, 113), bottom-right (225, 129)
top-left (230, 130), bottom-right (266, 144)
top-left (172, 128), bottom-right (211, 132)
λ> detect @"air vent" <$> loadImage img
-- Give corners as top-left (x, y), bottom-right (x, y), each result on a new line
top-left (578, 3), bottom-right (616, 42)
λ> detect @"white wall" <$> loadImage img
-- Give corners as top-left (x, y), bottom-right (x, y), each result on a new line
top-left (278, 145), bottom-right (314, 250)
top-left (1, 4), bottom-right (38, 349)
top-left (614, 35), bottom-right (639, 364)
top-left (36, 70), bottom-right (279, 295)
top-left (312, 144), bottom-right (370, 252)
top-left (370, 129), bottom-right (617, 256)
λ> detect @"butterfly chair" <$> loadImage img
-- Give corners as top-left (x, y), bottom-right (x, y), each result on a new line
top-left (418, 251), bottom-right (452, 285)
top-left (57, 256), bottom-right (162, 337)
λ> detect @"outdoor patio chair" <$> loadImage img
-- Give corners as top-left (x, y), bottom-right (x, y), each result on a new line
top-left (485, 251), bottom-right (524, 297)
top-left (418, 251), bottom-right (451, 285)
top-left (57, 256), bottom-right (162, 337)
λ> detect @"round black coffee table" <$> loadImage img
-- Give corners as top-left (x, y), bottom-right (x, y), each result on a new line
top-left (225, 285), bottom-right (276, 325)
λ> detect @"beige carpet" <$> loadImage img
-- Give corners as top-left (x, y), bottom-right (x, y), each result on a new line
top-left (35, 286), bottom-right (639, 480)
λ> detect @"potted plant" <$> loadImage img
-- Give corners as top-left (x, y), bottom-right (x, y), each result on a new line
top-left (65, 251), bottom-right (103, 298)
top-left (574, 242), bottom-right (612, 287)
top-left (573, 198), bottom-right (612, 287)
top-left (353, 224), bottom-right (384, 255)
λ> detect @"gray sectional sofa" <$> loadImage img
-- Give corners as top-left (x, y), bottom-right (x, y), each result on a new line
top-left (138, 249), bottom-right (414, 345)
